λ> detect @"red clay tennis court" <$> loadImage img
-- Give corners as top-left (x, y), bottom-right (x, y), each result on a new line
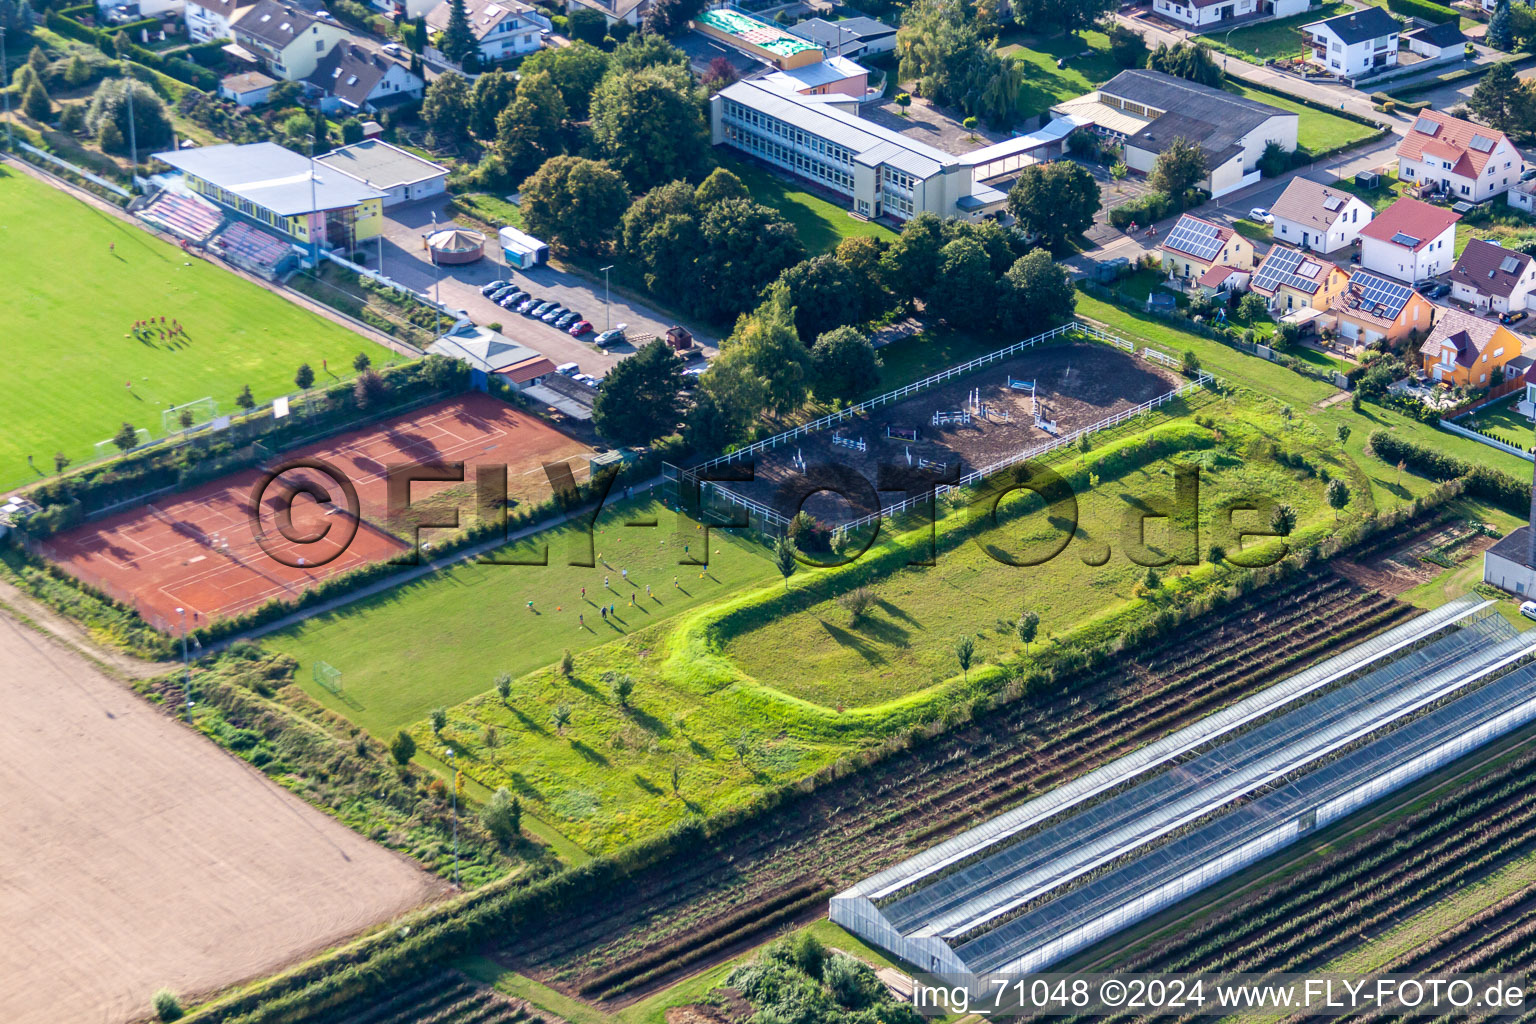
top-left (40, 393), bottom-right (592, 630)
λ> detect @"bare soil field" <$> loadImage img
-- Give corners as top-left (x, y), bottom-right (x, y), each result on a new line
top-left (711, 344), bottom-right (1181, 524)
top-left (0, 613), bottom-right (443, 1024)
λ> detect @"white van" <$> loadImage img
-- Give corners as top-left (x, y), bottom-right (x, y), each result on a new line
top-left (556, 362), bottom-right (579, 376)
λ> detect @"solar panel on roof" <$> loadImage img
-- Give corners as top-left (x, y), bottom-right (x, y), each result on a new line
top-left (1391, 232), bottom-right (1422, 247)
top-left (1414, 116), bottom-right (1440, 136)
top-left (1470, 134), bottom-right (1496, 153)
top-left (1500, 255), bottom-right (1521, 274)
top-left (1252, 246), bottom-right (1329, 295)
top-left (1164, 217), bottom-right (1224, 261)
top-left (1350, 271), bottom-right (1412, 320)
top-left (1322, 195), bottom-right (1344, 211)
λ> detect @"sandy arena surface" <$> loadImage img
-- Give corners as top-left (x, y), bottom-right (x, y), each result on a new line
top-left (0, 614), bottom-right (443, 1024)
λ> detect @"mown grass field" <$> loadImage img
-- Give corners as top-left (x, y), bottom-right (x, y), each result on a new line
top-left (1223, 80), bottom-right (1380, 153)
top-left (999, 30), bottom-right (1118, 120)
top-left (715, 155), bottom-right (895, 255)
top-left (0, 166), bottom-right (394, 488)
top-left (723, 410), bottom-right (1343, 706)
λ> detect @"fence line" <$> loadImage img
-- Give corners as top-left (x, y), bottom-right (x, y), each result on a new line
top-left (682, 321), bottom-right (1124, 478)
top-left (836, 373), bottom-right (1214, 532)
top-left (1438, 419), bottom-right (1535, 463)
top-left (15, 142), bottom-right (131, 197)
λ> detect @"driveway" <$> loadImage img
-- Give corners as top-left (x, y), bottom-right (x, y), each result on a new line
top-left (375, 196), bottom-right (717, 376)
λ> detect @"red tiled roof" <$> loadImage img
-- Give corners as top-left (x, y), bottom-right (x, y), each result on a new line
top-left (501, 356), bottom-right (556, 384)
top-left (1199, 265), bottom-right (1239, 286)
top-left (1397, 109), bottom-right (1514, 180)
top-left (1357, 197), bottom-right (1459, 252)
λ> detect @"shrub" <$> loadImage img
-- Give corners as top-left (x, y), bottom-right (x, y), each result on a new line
top-left (152, 989), bottom-right (183, 1022)
top-left (481, 786), bottom-right (521, 844)
top-left (836, 586), bottom-right (874, 623)
top-left (390, 729), bottom-right (416, 765)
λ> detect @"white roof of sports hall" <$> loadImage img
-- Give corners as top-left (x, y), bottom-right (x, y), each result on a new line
top-left (718, 78), bottom-right (959, 177)
top-left (153, 142), bottom-right (387, 217)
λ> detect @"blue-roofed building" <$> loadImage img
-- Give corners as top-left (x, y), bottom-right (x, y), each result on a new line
top-left (151, 142), bottom-right (387, 249)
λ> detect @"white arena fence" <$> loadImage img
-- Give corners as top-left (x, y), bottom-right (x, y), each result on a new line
top-left (666, 321), bottom-right (1212, 534)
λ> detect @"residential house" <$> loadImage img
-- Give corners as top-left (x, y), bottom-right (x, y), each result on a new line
top-left (218, 69), bottom-right (277, 105)
top-left (1198, 264), bottom-right (1251, 296)
top-left (1159, 214), bottom-right (1256, 282)
top-left (1150, 0), bottom-right (1309, 30)
top-left (1269, 176), bottom-right (1374, 253)
top-left (1330, 269), bottom-right (1436, 347)
top-left (1403, 19), bottom-right (1466, 59)
top-left (184, 0), bottom-right (254, 41)
top-left (1484, 526), bottom-right (1536, 598)
top-left (1302, 7), bottom-right (1399, 78)
top-left (1057, 70), bottom-right (1297, 199)
top-left (1250, 243), bottom-right (1349, 314)
top-left (565, 0), bottom-right (649, 28)
top-left (1419, 306), bottom-right (1523, 385)
top-left (305, 41), bottom-right (422, 114)
top-left (1397, 109), bottom-right (1523, 203)
top-left (230, 0), bottom-right (348, 81)
top-left (425, 0), bottom-right (549, 63)
top-left (1450, 239), bottom-right (1536, 313)
top-left (1358, 197), bottom-right (1459, 283)
top-left (787, 15), bottom-right (896, 57)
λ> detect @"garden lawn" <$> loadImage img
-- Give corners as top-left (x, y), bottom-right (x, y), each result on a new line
top-left (1455, 205), bottom-right (1536, 257)
top-left (716, 155), bottom-right (895, 255)
top-left (1222, 81), bottom-right (1379, 153)
top-left (999, 30), bottom-right (1119, 120)
top-left (0, 166), bottom-right (393, 489)
top-left (453, 191), bottom-right (525, 230)
top-left (1205, 2), bottom-right (1350, 62)
top-left (1462, 392), bottom-right (1535, 446)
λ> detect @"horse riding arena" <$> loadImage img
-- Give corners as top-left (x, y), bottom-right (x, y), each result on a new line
top-left (697, 341), bottom-right (1185, 525)
top-left (38, 393), bottom-right (592, 628)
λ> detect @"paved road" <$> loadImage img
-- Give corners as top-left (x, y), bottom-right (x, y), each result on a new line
top-left (1070, 133), bottom-right (1400, 271)
top-left (377, 196), bottom-right (717, 377)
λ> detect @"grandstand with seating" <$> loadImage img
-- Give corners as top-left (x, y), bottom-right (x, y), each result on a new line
top-left (211, 220), bottom-right (298, 280)
top-left (137, 190), bottom-right (223, 243)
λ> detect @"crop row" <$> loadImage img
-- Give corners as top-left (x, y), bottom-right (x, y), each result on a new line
top-left (1074, 746), bottom-right (1536, 1024)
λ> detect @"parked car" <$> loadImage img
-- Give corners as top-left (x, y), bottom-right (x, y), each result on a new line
top-left (555, 311), bottom-right (581, 328)
top-left (488, 284), bottom-right (516, 302)
top-left (569, 319), bottom-right (593, 337)
top-left (517, 296), bottom-right (543, 314)
top-left (1523, 600), bottom-right (1536, 622)
top-left (1502, 310), bottom-right (1528, 325)
top-left (1523, 167), bottom-right (1536, 182)
top-left (480, 280), bottom-right (508, 296)
top-left (595, 324), bottom-right (628, 348)
top-left (556, 361), bottom-right (579, 376)
top-left (499, 290), bottom-right (529, 309)
top-left (541, 306), bottom-right (567, 323)
top-left (1423, 283), bottom-right (1451, 299)
top-left (530, 301), bottom-right (559, 317)
top-left (1249, 207), bottom-right (1274, 224)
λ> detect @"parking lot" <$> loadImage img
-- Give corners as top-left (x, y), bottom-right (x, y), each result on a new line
top-left (375, 196), bottom-right (717, 377)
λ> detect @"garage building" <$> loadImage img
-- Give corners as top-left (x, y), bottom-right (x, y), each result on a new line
top-left (315, 139), bottom-right (448, 207)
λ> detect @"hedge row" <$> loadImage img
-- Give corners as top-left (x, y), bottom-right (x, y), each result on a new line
top-left (45, 8), bottom-right (220, 92)
top-left (1369, 429), bottom-right (1531, 514)
top-left (1385, 0), bottom-right (1458, 24)
top-left (1227, 73), bottom-right (1389, 130)
top-left (24, 358), bottom-right (469, 533)
top-left (177, 479), bottom-right (1473, 1024)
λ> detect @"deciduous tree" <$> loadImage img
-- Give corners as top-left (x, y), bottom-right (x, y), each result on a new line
top-left (589, 66), bottom-right (709, 190)
top-left (422, 70), bottom-right (472, 142)
top-left (722, 289), bottom-right (810, 415)
top-left (519, 43), bottom-right (610, 120)
top-left (591, 338), bottom-right (686, 445)
top-left (494, 70), bottom-right (566, 176)
top-left (1006, 160), bottom-right (1100, 250)
top-left (809, 326), bottom-right (880, 402)
top-left (1148, 136), bottom-right (1209, 197)
top-left (1000, 248), bottom-right (1075, 328)
top-left (519, 155), bottom-right (631, 255)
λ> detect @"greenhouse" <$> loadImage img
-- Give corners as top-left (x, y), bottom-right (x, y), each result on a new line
top-left (831, 597), bottom-right (1536, 978)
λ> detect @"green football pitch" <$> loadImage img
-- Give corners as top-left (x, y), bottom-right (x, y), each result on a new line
top-left (0, 167), bottom-right (395, 488)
